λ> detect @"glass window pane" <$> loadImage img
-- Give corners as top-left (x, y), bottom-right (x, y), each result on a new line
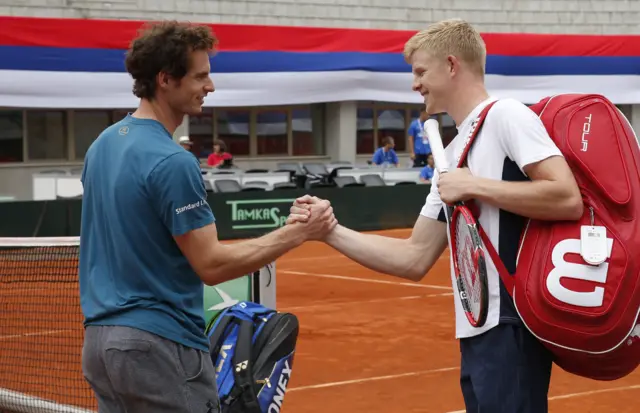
top-left (74, 111), bottom-right (111, 160)
top-left (112, 110), bottom-right (132, 123)
top-left (189, 108), bottom-right (214, 158)
top-left (257, 110), bottom-right (288, 156)
top-left (356, 107), bottom-right (374, 154)
top-left (0, 111), bottom-right (24, 162)
top-left (377, 109), bottom-right (406, 152)
top-left (292, 106), bottom-right (324, 156)
top-left (27, 111), bottom-right (67, 160)
top-left (216, 109), bottom-right (250, 156)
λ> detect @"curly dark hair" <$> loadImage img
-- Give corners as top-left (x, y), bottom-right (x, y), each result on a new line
top-left (124, 21), bottom-right (218, 99)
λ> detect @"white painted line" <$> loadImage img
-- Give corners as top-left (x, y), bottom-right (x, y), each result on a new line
top-left (363, 228), bottom-right (412, 234)
top-left (0, 329), bottom-right (70, 341)
top-left (289, 366), bottom-right (459, 392)
top-left (278, 253), bottom-right (345, 264)
top-left (284, 254), bottom-right (451, 272)
top-left (280, 292), bottom-right (453, 312)
top-left (442, 384), bottom-right (640, 413)
top-left (280, 270), bottom-right (452, 290)
top-left (548, 384), bottom-right (640, 401)
top-left (280, 250), bottom-right (450, 266)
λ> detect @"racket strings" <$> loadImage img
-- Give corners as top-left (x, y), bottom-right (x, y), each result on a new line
top-left (455, 215), bottom-right (483, 317)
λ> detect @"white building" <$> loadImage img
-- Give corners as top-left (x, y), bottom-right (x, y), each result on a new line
top-left (0, 0), bottom-right (639, 200)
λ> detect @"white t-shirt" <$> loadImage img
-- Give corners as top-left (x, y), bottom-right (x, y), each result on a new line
top-left (420, 97), bottom-right (563, 339)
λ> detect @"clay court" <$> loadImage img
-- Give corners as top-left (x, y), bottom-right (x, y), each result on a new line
top-left (1, 228), bottom-right (639, 412)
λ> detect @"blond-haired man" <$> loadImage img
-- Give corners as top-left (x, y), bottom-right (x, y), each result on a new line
top-left (288, 19), bottom-right (583, 412)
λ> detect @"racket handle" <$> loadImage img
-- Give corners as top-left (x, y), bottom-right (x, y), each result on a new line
top-left (424, 118), bottom-right (449, 174)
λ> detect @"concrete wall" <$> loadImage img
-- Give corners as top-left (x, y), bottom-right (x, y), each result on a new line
top-left (1, 0), bottom-right (639, 34)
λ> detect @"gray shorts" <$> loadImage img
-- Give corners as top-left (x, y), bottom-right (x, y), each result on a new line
top-left (82, 325), bottom-right (221, 413)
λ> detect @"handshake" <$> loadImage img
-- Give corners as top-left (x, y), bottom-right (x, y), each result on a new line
top-left (285, 195), bottom-right (338, 241)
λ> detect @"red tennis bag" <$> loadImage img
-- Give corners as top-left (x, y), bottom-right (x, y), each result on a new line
top-left (478, 94), bottom-right (640, 381)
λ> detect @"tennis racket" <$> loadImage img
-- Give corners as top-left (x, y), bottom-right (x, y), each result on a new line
top-left (424, 118), bottom-right (489, 328)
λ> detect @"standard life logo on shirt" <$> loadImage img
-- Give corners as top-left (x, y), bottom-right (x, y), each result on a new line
top-left (175, 198), bottom-right (208, 215)
top-left (226, 198), bottom-right (296, 230)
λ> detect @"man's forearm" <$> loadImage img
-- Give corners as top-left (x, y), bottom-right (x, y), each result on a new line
top-left (324, 225), bottom-right (438, 281)
top-left (471, 177), bottom-right (583, 220)
top-left (206, 225), bottom-right (305, 285)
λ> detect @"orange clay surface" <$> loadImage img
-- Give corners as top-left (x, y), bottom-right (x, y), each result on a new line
top-left (1, 228), bottom-right (639, 412)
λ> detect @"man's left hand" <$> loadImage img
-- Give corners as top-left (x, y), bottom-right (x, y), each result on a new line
top-left (437, 167), bottom-right (476, 204)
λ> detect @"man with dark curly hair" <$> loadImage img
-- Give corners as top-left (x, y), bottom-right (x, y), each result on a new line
top-left (78, 21), bottom-right (336, 412)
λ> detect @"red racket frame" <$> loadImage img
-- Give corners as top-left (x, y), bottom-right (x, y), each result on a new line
top-left (449, 205), bottom-right (489, 328)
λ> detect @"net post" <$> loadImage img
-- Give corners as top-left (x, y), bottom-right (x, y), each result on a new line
top-left (252, 262), bottom-right (276, 309)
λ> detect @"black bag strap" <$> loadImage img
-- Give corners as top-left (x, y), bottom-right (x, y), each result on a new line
top-left (231, 319), bottom-right (261, 413)
top-left (208, 313), bottom-right (236, 356)
top-left (251, 312), bottom-right (280, 364)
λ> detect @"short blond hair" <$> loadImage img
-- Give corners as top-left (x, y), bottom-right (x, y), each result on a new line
top-left (403, 19), bottom-right (486, 77)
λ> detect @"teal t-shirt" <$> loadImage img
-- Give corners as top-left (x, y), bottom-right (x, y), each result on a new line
top-left (79, 115), bottom-right (214, 351)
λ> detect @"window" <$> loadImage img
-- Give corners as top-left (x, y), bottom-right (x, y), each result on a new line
top-left (203, 104), bottom-right (324, 158)
top-left (292, 106), bottom-right (323, 156)
top-left (74, 111), bottom-right (111, 160)
top-left (5, 105), bottom-right (326, 164)
top-left (0, 111), bottom-right (24, 162)
top-left (357, 103), bottom-right (424, 154)
top-left (377, 109), bottom-right (406, 152)
top-left (356, 107), bottom-right (374, 154)
top-left (27, 111), bottom-right (67, 160)
top-left (256, 110), bottom-right (288, 156)
top-left (217, 109), bottom-right (250, 156)
top-left (189, 108), bottom-right (214, 158)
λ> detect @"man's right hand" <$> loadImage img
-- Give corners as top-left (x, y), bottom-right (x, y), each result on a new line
top-left (286, 195), bottom-right (337, 241)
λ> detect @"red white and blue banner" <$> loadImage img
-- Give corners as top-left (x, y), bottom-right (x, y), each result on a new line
top-left (1, 16), bottom-right (640, 108)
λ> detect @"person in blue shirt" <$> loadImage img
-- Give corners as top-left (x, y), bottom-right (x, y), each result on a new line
top-left (419, 153), bottom-right (436, 183)
top-left (371, 136), bottom-right (399, 167)
top-left (79, 21), bottom-right (337, 413)
top-left (407, 107), bottom-right (432, 167)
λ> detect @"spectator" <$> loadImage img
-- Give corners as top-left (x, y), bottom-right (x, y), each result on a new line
top-left (178, 136), bottom-right (193, 152)
top-left (407, 107), bottom-right (432, 167)
top-left (207, 139), bottom-right (232, 167)
top-left (419, 153), bottom-right (435, 183)
top-left (371, 136), bottom-right (399, 167)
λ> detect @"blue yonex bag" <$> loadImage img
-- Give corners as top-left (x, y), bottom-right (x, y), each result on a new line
top-left (205, 301), bottom-right (299, 413)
